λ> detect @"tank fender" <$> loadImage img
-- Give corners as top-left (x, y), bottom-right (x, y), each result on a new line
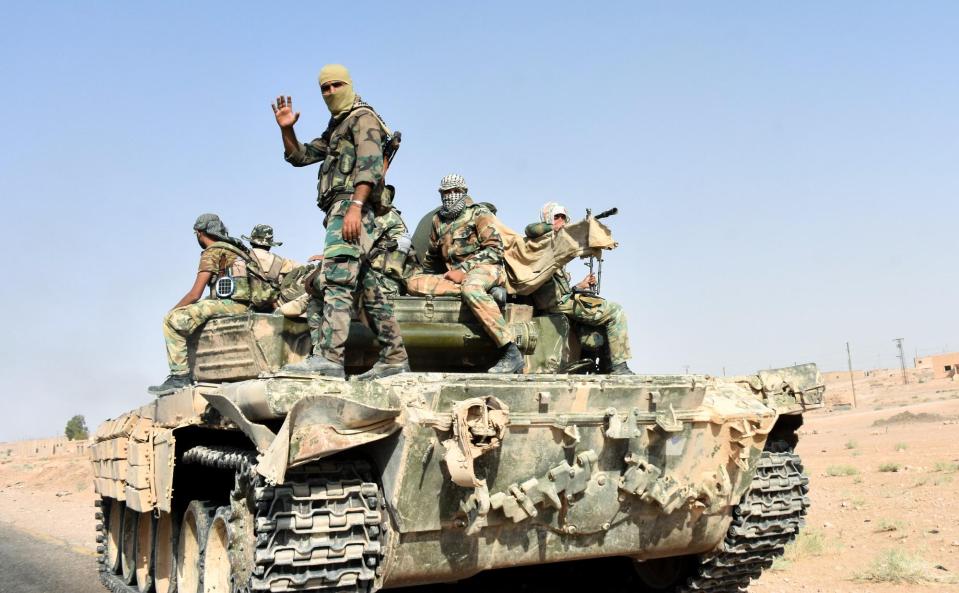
top-left (202, 392), bottom-right (277, 452)
top-left (257, 394), bottom-right (401, 484)
top-left (757, 363), bottom-right (825, 412)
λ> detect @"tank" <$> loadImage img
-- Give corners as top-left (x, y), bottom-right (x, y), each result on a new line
top-left (89, 293), bottom-right (823, 593)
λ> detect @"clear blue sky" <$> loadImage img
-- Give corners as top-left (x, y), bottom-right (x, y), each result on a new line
top-left (1, 1), bottom-right (956, 440)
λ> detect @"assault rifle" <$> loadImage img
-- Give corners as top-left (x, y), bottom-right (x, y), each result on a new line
top-left (384, 131), bottom-right (402, 166)
top-left (583, 207), bottom-right (618, 295)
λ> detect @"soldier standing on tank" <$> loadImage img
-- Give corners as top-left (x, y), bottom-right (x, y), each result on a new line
top-left (271, 64), bottom-right (409, 380)
top-left (526, 202), bottom-right (634, 375)
top-left (407, 174), bottom-right (524, 374)
top-left (148, 214), bottom-right (252, 396)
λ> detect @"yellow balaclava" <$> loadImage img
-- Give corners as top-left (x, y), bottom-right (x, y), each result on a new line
top-left (318, 64), bottom-right (356, 116)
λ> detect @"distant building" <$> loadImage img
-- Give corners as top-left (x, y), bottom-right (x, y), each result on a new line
top-left (915, 352), bottom-right (959, 380)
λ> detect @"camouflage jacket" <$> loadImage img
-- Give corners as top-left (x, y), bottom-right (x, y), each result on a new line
top-left (369, 207), bottom-right (408, 270)
top-left (284, 98), bottom-right (387, 212)
top-left (524, 222), bottom-right (573, 310)
top-left (249, 248), bottom-right (300, 283)
top-left (423, 198), bottom-right (504, 273)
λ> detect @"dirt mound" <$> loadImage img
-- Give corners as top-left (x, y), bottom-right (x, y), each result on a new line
top-left (871, 410), bottom-right (948, 427)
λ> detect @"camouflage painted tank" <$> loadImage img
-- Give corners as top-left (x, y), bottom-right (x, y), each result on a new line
top-left (90, 299), bottom-right (823, 593)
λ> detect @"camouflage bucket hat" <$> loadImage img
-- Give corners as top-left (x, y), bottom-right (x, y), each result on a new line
top-left (243, 224), bottom-right (283, 247)
top-left (193, 213), bottom-right (229, 241)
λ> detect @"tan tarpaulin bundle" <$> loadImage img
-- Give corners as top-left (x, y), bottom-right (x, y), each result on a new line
top-left (491, 217), bottom-right (617, 295)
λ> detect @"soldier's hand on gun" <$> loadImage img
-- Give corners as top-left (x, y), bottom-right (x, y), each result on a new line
top-left (444, 269), bottom-right (466, 284)
top-left (271, 96), bottom-right (300, 128)
top-left (576, 274), bottom-right (597, 290)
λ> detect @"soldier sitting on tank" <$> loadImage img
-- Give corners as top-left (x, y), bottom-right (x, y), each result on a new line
top-left (525, 202), bottom-right (634, 375)
top-left (367, 195), bottom-right (420, 297)
top-left (242, 224), bottom-right (302, 307)
top-left (406, 174), bottom-right (524, 374)
top-left (148, 214), bottom-right (253, 396)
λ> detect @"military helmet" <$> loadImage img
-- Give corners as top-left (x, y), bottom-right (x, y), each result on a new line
top-left (193, 213), bottom-right (229, 241)
top-left (540, 202), bottom-right (569, 223)
top-left (438, 173), bottom-right (467, 193)
top-left (243, 224), bottom-right (283, 248)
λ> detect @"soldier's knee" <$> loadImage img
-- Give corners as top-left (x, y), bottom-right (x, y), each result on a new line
top-left (165, 309), bottom-right (194, 332)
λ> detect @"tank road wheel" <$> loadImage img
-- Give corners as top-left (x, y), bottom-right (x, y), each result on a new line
top-left (179, 445), bottom-right (261, 593)
top-left (135, 511), bottom-right (156, 592)
top-left (631, 438), bottom-right (810, 593)
top-left (154, 511), bottom-right (179, 593)
top-left (203, 507), bottom-right (239, 593)
top-left (105, 499), bottom-right (123, 574)
top-left (177, 500), bottom-right (217, 593)
top-left (121, 506), bottom-right (139, 584)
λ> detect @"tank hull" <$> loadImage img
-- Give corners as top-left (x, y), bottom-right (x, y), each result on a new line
top-left (90, 365), bottom-right (823, 590)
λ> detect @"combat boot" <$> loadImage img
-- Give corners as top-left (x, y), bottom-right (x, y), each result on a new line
top-left (147, 374), bottom-right (193, 396)
top-left (609, 362), bottom-right (635, 376)
top-left (355, 360), bottom-right (410, 380)
top-left (278, 354), bottom-right (345, 379)
top-left (489, 343), bottom-right (524, 374)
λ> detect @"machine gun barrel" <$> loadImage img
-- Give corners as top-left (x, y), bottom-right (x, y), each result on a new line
top-left (594, 207), bottom-right (618, 220)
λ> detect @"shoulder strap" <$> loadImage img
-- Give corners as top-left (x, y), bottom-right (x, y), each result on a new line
top-left (210, 241), bottom-right (274, 281)
top-left (209, 241), bottom-right (251, 262)
top-left (346, 104), bottom-right (393, 138)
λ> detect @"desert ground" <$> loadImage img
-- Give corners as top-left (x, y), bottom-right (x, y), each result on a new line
top-left (1, 368), bottom-right (957, 592)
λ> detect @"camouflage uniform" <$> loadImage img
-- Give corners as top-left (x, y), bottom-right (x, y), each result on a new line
top-left (244, 224), bottom-right (301, 299)
top-left (526, 222), bottom-right (632, 366)
top-left (367, 207), bottom-right (410, 297)
top-left (284, 103), bottom-right (407, 365)
top-left (407, 199), bottom-right (512, 348)
top-left (162, 245), bottom-right (250, 374)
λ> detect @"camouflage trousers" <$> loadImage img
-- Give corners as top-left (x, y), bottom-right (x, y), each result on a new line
top-left (407, 264), bottom-right (512, 347)
top-left (304, 270), bottom-right (400, 350)
top-left (315, 200), bottom-right (406, 365)
top-left (553, 294), bottom-right (632, 365)
top-left (162, 299), bottom-right (249, 374)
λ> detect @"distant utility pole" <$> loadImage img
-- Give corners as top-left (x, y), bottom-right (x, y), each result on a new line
top-left (683, 365), bottom-right (690, 375)
top-left (846, 342), bottom-right (858, 408)
top-left (894, 338), bottom-right (908, 385)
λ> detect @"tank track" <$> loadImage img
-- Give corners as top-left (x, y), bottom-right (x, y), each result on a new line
top-left (96, 499), bottom-right (138, 593)
top-left (675, 440), bottom-right (809, 593)
top-left (181, 445), bottom-right (386, 593)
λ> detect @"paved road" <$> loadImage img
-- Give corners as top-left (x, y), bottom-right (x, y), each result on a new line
top-left (0, 525), bottom-right (102, 593)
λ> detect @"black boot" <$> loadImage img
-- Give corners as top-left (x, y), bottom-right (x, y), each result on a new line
top-left (609, 362), bottom-right (635, 375)
top-left (489, 343), bottom-right (524, 374)
top-left (355, 360), bottom-right (410, 380)
top-left (278, 354), bottom-right (345, 378)
top-left (147, 374), bottom-right (193, 396)
top-left (490, 286), bottom-right (507, 305)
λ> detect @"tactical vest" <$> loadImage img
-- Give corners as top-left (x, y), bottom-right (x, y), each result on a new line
top-left (208, 242), bottom-right (280, 311)
top-left (317, 104), bottom-right (393, 214)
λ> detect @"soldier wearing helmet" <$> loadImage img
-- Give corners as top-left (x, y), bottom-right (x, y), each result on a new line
top-left (526, 202), bottom-right (635, 375)
top-left (148, 214), bottom-right (253, 396)
top-left (271, 65), bottom-right (408, 379)
top-left (407, 174), bottom-right (524, 374)
top-left (242, 224), bottom-right (302, 307)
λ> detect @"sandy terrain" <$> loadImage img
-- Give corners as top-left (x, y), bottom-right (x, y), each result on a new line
top-left (2, 369), bottom-right (957, 591)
